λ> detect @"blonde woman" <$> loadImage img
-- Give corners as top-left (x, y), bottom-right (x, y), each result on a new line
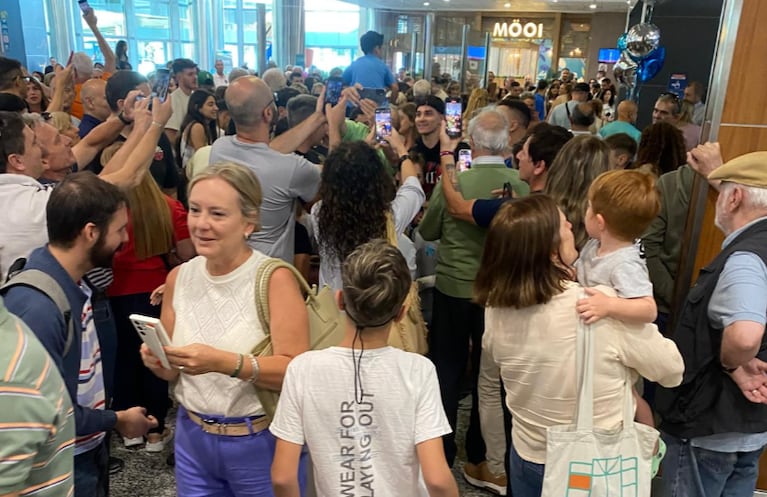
top-left (141, 162), bottom-right (310, 496)
top-left (47, 111), bottom-right (81, 146)
top-left (103, 143), bottom-right (196, 451)
top-left (543, 134), bottom-right (611, 251)
top-left (463, 88), bottom-right (489, 125)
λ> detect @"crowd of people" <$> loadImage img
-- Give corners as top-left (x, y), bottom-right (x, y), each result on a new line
top-left (1, 8), bottom-right (767, 497)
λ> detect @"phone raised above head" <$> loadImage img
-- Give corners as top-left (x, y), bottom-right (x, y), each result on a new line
top-left (359, 88), bottom-right (388, 108)
top-left (325, 77), bottom-right (344, 107)
top-left (374, 107), bottom-right (392, 141)
top-left (151, 69), bottom-right (172, 104)
top-left (78, 0), bottom-right (92, 13)
top-left (445, 98), bottom-right (462, 138)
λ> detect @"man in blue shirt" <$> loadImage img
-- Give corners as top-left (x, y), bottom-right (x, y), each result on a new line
top-left (343, 30), bottom-right (398, 101)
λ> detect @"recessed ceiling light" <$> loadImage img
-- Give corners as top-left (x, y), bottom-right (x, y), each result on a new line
top-left (423, 1), bottom-right (429, 5)
top-left (504, 2), bottom-right (511, 6)
top-left (589, 3), bottom-right (597, 8)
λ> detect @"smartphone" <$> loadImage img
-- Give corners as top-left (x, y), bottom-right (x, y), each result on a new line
top-left (360, 88), bottom-right (388, 107)
top-left (458, 149), bottom-right (472, 172)
top-left (129, 314), bottom-right (172, 369)
top-left (151, 69), bottom-right (171, 104)
top-left (78, 0), bottom-right (92, 13)
top-left (375, 108), bottom-right (392, 141)
top-left (445, 99), bottom-right (462, 138)
top-left (325, 77), bottom-right (343, 107)
top-left (66, 50), bottom-right (74, 66)
top-left (502, 182), bottom-right (513, 199)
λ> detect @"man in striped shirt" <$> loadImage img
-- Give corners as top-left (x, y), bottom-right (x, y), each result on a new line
top-left (0, 296), bottom-right (75, 497)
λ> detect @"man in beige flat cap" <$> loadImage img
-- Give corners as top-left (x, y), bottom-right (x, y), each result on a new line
top-left (657, 144), bottom-right (767, 497)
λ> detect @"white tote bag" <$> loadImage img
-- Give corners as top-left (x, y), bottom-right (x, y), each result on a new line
top-left (540, 318), bottom-right (658, 497)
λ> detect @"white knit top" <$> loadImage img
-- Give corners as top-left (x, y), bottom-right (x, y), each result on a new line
top-left (172, 250), bottom-right (268, 417)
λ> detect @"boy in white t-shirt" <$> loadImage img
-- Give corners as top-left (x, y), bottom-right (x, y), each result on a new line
top-left (574, 169), bottom-right (663, 473)
top-left (270, 239), bottom-right (458, 497)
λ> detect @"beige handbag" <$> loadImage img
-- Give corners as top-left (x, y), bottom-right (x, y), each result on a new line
top-left (385, 214), bottom-right (429, 355)
top-left (251, 258), bottom-right (346, 419)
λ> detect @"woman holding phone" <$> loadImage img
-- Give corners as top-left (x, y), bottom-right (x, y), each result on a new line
top-left (140, 163), bottom-right (309, 496)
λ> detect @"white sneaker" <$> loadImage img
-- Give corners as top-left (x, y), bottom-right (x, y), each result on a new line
top-left (123, 436), bottom-right (144, 448)
top-left (145, 428), bottom-right (173, 453)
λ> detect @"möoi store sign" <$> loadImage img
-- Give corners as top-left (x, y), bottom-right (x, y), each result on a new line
top-left (492, 20), bottom-right (544, 38)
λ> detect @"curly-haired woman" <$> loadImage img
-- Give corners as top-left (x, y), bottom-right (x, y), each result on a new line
top-left (312, 135), bottom-right (425, 290)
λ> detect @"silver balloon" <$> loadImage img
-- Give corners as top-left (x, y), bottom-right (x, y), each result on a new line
top-left (613, 50), bottom-right (638, 87)
top-left (626, 23), bottom-right (661, 60)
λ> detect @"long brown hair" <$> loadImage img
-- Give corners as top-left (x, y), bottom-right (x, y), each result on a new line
top-left (474, 195), bottom-right (572, 308)
top-left (101, 143), bottom-right (174, 260)
top-left (544, 135), bottom-right (610, 251)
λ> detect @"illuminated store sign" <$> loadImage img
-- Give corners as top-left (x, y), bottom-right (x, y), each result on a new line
top-left (492, 20), bottom-right (544, 38)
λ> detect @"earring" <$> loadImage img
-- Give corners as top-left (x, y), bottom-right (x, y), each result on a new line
top-left (244, 232), bottom-right (250, 239)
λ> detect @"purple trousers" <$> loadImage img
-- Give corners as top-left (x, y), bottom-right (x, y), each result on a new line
top-left (175, 405), bottom-right (307, 497)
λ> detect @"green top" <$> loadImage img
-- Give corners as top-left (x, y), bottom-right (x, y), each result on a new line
top-left (419, 160), bottom-right (529, 299)
top-left (0, 297), bottom-right (75, 497)
top-left (342, 120), bottom-right (393, 175)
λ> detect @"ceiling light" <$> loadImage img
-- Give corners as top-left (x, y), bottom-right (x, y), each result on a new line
top-left (504, 2), bottom-right (511, 6)
top-left (423, 1), bottom-right (429, 5)
top-left (589, 3), bottom-right (597, 8)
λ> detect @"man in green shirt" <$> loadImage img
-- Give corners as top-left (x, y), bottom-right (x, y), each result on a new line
top-left (0, 297), bottom-right (75, 497)
top-left (418, 107), bottom-right (528, 494)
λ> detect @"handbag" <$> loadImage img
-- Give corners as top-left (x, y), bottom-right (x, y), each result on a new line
top-left (385, 214), bottom-right (429, 355)
top-left (540, 314), bottom-right (658, 497)
top-left (251, 258), bottom-right (346, 420)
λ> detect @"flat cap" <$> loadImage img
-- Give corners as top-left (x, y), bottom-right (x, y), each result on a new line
top-left (708, 151), bottom-right (767, 188)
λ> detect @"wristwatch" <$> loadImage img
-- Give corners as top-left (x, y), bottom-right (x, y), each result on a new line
top-left (117, 110), bottom-right (132, 125)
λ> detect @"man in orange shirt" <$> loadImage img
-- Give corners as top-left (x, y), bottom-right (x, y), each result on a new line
top-left (71, 7), bottom-right (115, 120)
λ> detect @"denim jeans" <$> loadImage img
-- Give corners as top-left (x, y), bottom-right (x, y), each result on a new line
top-left (509, 444), bottom-right (544, 497)
top-left (175, 406), bottom-right (308, 497)
top-left (661, 432), bottom-right (764, 497)
top-left (74, 437), bottom-right (109, 497)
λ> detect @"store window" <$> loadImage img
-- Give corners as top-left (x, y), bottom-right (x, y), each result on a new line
top-left (558, 18), bottom-right (591, 80)
top-left (483, 16), bottom-right (556, 83)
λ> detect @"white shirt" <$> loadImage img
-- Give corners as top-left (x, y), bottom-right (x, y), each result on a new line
top-left (166, 89), bottom-right (192, 132)
top-left (172, 251), bottom-right (268, 416)
top-left (0, 174), bottom-right (53, 278)
top-left (271, 346), bottom-right (451, 497)
top-left (213, 73), bottom-right (228, 88)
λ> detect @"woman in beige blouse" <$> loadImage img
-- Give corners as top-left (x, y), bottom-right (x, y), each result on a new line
top-left (475, 195), bottom-right (683, 497)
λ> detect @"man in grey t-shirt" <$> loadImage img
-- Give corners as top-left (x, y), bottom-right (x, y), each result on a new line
top-left (209, 76), bottom-right (320, 262)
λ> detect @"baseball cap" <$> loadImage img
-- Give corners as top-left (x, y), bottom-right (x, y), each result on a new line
top-left (415, 95), bottom-right (445, 115)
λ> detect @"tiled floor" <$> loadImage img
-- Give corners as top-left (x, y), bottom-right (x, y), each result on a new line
top-left (110, 400), bottom-right (495, 496)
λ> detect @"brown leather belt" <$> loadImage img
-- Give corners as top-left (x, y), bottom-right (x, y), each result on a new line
top-left (187, 410), bottom-right (270, 437)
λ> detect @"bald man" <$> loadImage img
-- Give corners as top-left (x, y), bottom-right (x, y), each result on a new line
top-left (79, 78), bottom-right (111, 138)
top-left (598, 100), bottom-right (641, 142)
top-left (208, 76), bottom-right (322, 263)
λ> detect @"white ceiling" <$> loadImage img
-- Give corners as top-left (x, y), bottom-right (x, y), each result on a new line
top-left (345, 0), bottom-right (639, 13)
